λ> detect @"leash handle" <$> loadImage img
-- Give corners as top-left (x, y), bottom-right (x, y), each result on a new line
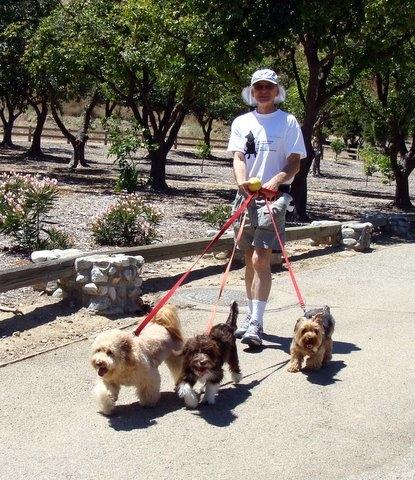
top-left (134, 193), bottom-right (256, 336)
top-left (264, 197), bottom-right (306, 311)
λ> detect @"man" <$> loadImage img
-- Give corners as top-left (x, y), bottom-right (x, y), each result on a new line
top-left (227, 68), bottom-right (306, 347)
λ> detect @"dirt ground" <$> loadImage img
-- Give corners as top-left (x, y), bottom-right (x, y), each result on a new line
top-left (0, 139), bottom-right (413, 365)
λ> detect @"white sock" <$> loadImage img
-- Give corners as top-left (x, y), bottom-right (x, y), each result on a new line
top-left (251, 299), bottom-right (267, 328)
top-left (247, 298), bottom-right (253, 317)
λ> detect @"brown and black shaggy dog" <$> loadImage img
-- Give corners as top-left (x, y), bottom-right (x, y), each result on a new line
top-left (175, 301), bottom-right (242, 408)
top-left (287, 305), bottom-right (335, 373)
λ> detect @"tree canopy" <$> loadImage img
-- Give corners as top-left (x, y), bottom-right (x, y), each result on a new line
top-left (1, 0), bottom-right (414, 210)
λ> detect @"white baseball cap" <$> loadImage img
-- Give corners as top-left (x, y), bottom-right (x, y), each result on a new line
top-left (241, 68), bottom-right (286, 106)
top-left (250, 68), bottom-right (279, 86)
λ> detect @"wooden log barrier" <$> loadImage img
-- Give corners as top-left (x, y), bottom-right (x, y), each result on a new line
top-left (0, 223), bottom-right (341, 294)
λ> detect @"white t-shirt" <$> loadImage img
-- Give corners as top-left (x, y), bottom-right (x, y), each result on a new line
top-left (227, 109), bottom-right (306, 184)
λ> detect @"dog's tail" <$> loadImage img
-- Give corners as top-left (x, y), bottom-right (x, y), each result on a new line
top-left (152, 304), bottom-right (183, 342)
top-left (226, 300), bottom-right (239, 330)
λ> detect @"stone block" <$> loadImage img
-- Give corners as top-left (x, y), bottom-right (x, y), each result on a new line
top-left (341, 222), bottom-right (373, 251)
top-left (90, 267), bottom-right (108, 284)
top-left (83, 283), bottom-right (99, 295)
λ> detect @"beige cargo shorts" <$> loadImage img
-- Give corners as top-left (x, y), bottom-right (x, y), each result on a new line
top-left (232, 192), bottom-right (292, 251)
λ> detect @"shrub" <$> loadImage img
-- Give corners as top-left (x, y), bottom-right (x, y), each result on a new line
top-left (104, 117), bottom-right (148, 193)
top-left (43, 226), bottom-right (73, 250)
top-left (0, 173), bottom-right (62, 252)
top-left (361, 147), bottom-right (377, 177)
top-left (202, 204), bottom-right (232, 229)
top-left (360, 146), bottom-right (394, 185)
top-left (195, 141), bottom-right (212, 159)
top-left (330, 139), bottom-right (346, 161)
top-left (91, 194), bottom-right (162, 247)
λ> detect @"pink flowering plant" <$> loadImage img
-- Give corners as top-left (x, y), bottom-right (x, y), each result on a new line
top-left (0, 173), bottom-right (68, 252)
top-left (91, 194), bottom-right (163, 247)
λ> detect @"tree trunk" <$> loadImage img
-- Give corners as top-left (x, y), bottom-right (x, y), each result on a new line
top-left (0, 101), bottom-right (21, 148)
top-left (1, 120), bottom-right (14, 148)
top-left (394, 170), bottom-right (413, 210)
top-left (312, 125), bottom-right (324, 176)
top-left (289, 35), bottom-right (356, 221)
top-left (289, 39), bottom-right (323, 221)
top-left (202, 118), bottom-right (213, 152)
top-left (105, 100), bottom-right (117, 118)
top-left (126, 71), bottom-right (192, 191)
top-left (69, 135), bottom-right (89, 169)
top-left (27, 100), bottom-right (48, 157)
top-left (290, 112), bottom-right (316, 221)
top-left (389, 125), bottom-right (414, 210)
top-left (149, 147), bottom-right (168, 190)
top-left (50, 90), bottom-right (98, 169)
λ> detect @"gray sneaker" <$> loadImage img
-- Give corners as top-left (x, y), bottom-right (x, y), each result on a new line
top-left (241, 322), bottom-right (263, 347)
top-left (234, 315), bottom-right (252, 339)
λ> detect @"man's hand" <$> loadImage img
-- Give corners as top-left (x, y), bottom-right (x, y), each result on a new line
top-left (261, 179), bottom-right (280, 193)
top-left (238, 180), bottom-right (254, 197)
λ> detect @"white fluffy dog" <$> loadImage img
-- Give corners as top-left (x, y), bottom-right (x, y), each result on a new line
top-left (91, 305), bottom-right (183, 415)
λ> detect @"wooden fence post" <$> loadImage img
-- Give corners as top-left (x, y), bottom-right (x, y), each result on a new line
top-left (28, 126), bottom-right (32, 142)
top-left (104, 131), bottom-right (108, 145)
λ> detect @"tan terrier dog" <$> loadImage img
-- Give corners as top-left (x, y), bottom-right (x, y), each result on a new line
top-left (287, 306), bottom-right (335, 373)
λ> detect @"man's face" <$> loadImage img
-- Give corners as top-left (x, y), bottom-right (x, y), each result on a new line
top-left (252, 81), bottom-right (278, 106)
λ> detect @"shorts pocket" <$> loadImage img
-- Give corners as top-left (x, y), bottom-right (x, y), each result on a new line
top-left (258, 200), bottom-right (287, 230)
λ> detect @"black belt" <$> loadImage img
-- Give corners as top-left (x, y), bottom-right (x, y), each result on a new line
top-left (279, 184), bottom-right (291, 193)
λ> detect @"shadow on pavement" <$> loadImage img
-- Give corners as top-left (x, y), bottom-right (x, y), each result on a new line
top-left (241, 335), bottom-right (360, 357)
top-left (333, 340), bottom-right (361, 354)
top-left (191, 380), bottom-right (257, 426)
top-left (303, 360), bottom-right (346, 386)
top-left (194, 359), bottom-right (289, 427)
top-left (0, 299), bottom-right (78, 336)
top-left (241, 337), bottom-right (359, 388)
top-left (262, 333), bottom-right (291, 352)
top-left (108, 391), bottom-right (183, 430)
top-left (143, 263), bottom-right (244, 294)
top-left (108, 360), bottom-right (289, 430)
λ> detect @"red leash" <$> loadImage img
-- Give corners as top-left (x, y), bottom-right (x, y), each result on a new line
top-left (205, 211), bottom-right (247, 334)
top-left (133, 192), bottom-right (256, 336)
top-left (133, 186), bottom-right (287, 336)
top-left (264, 197), bottom-right (306, 312)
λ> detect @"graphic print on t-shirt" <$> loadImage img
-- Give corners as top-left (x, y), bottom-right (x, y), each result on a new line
top-left (244, 131), bottom-right (257, 158)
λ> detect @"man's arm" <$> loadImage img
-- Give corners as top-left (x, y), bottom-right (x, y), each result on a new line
top-left (262, 153), bottom-right (301, 192)
top-left (233, 151), bottom-right (252, 196)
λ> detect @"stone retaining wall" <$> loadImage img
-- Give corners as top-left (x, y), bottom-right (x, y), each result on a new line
top-left (31, 250), bottom-right (145, 315)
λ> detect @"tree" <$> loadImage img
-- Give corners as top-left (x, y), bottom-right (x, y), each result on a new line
top-left (25, 2), bottom-right (102, 168)
top-left (0, 1), bottom-right (29, 147)
top-left (357, 54), bottom-right (415, 210)
top-left (35, 0), bottom-right (243, 188)
top-left (191, 79), bottom-right (245, 153)
top-left (0, 0), bottom-right (57, 152)
top-left (329, 90), bottom-right (366, 149)
top-left (259, 0), bottom-right (415, 219)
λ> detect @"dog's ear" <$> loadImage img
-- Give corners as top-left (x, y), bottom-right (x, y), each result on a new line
top-left (312, 313), bottom-right (324, 326)
top-left (119, 334), bottom-right (133, 354)
top-left (172, 338), bottom-right (192, 357)
top-left (294, 317), bottom-right (305, 333)
top-left (323, 305), bottom-right (330, 315)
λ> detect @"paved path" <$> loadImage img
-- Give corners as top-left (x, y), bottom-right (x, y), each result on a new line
top-left (1, 243), bottom-right (414, 480)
